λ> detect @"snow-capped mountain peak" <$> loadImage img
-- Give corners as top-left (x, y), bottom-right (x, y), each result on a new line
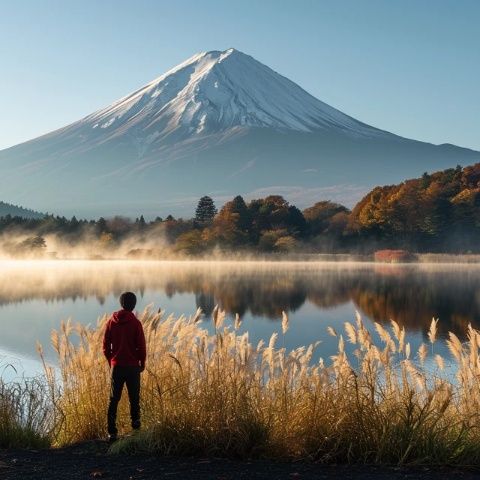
top-left (82, 48), bottom-right (379, 145)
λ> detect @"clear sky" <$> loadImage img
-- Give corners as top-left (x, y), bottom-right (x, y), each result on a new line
top-left (0, 0), bottom-right (478, 151)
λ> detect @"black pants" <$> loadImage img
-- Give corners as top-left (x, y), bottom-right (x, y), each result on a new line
top-left (107, 365), bottom-right (141, 435)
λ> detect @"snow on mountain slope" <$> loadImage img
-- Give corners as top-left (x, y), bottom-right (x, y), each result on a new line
top-left (67, 48), bottom-right (384, 147)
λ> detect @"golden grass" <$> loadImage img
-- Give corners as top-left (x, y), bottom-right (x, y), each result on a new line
top-left (30, 307), bottom-right (480, 463)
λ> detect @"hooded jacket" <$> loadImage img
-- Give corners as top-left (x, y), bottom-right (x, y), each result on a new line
top-left (103, 309), bottom-right (146, 368)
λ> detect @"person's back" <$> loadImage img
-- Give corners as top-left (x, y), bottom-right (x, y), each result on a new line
top-left (103, 291), bottom-right (146, 442)
top-left (104, 309), bottom-right (145, 367)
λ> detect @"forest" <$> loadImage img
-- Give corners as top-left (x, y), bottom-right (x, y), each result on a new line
top-left (1, 162), bottom-right (480, 257)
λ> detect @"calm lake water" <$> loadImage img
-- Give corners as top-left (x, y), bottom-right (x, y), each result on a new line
top-left (1, 260), bottom-right (479, 377)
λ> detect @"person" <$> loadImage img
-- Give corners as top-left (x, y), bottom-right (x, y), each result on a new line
top-left (103, 291), bottom-right (146, 442)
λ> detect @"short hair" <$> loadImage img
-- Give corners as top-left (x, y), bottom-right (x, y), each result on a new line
top-left (120, 292), bottom-right (137, 311)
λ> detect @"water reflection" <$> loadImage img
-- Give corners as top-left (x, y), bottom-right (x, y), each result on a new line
top-left (351, 266), bottom-right (480, 336)
top-left (1, 261), bottom-right (480, 365)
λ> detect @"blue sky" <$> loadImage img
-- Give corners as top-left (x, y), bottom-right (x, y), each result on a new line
top-left (0, 0), bottom-right (479, 151)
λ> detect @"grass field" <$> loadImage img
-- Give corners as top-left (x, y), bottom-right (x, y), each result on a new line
top-left (3, 306), bottom-right (480, 464)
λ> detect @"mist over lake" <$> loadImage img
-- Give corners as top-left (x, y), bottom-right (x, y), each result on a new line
top-left (1, 260), bottom-right (479, 376)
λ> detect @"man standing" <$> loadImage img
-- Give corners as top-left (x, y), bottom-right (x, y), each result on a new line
top-left (103, 291), bottom-right (146, 442)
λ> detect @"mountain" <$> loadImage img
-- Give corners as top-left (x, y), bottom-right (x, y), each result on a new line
top-left (0, 201), bottom-right (44, 219)
top-left (0, 48), bottom-right (479, 217)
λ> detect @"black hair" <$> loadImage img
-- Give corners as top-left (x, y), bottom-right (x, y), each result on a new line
top-left (120, 291), bottom-right (137, 311)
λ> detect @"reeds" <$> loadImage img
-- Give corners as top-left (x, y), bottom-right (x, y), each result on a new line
top-left (20, 309), bottom-right (480, 463)
top-left (0, 375), bottom-right (51, 448)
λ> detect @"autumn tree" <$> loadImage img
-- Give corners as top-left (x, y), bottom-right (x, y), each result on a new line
top-left (206, 195), bottom-right (252, 247)
top-left (174, 230), bottom-right (205, 255)
top-left (348, 162), bottom-right (480, 252)
top-left (303, 201), bottom-right (349, 236)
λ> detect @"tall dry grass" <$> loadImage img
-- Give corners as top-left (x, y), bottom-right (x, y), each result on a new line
top-left (37, 307), bottom-right (480, 463)
top-left (0, 375), bottom-right (51, 448)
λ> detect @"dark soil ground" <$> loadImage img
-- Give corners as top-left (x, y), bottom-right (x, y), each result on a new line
top-left (1, 442), bottom-right (480, 480)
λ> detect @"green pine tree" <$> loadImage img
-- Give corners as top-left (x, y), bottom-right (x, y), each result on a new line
top-left (195, 196), bottom-right (217, 224)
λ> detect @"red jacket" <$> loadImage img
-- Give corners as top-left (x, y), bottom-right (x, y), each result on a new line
top-left (103, 309), bottom-right (146, 368)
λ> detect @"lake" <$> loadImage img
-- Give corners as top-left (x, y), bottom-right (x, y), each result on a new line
top-left (1, 260), bottom-right (479, 377)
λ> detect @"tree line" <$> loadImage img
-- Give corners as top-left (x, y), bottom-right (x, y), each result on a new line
top-left (2, 163), bottom-right (480, 256)
top-left (349, 163), bottom-right (480, 252)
